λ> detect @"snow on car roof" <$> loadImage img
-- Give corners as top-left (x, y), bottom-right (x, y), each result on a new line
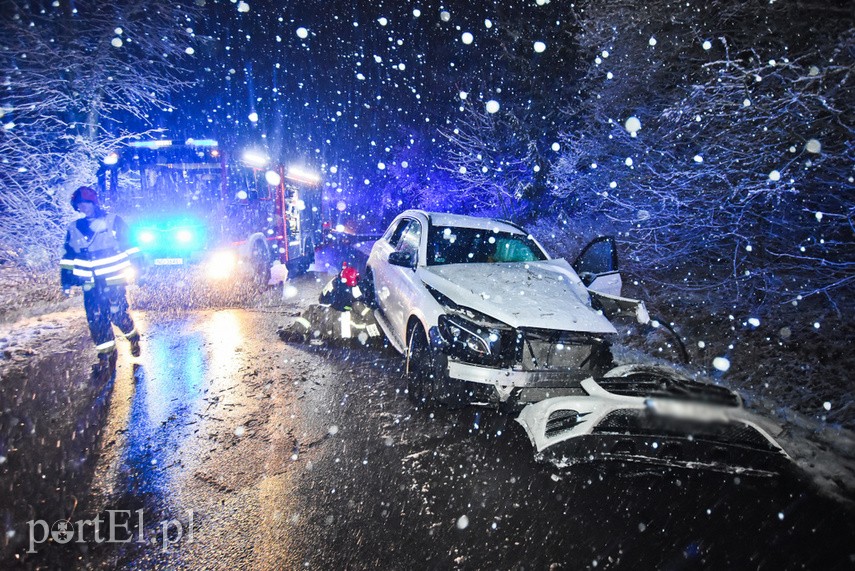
top-left (423, 211), bottom-right (526, 235)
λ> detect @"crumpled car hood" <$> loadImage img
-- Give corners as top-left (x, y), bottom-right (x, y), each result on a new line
top-left (418, 259), bottom-right (616, 334)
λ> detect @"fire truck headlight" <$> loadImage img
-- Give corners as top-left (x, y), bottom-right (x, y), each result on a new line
top-left (207, 251), bottom-right (237, 280)
top-left (138, 230), bottom-right (156, 245)
top-left (176, 229), bottom-right (194, 244)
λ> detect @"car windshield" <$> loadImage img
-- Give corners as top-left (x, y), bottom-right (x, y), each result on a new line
top-left (427, 225), bottom-right (548, 266)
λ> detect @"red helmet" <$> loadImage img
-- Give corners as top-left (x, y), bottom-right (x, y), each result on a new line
top-left (70, 186), bottom-right (100, 211)
top-left (340, 262), bottom-right (359, 287)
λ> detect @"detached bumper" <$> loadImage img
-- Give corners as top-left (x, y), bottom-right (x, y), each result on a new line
top-left (515, 377), bottom-right (789, 470)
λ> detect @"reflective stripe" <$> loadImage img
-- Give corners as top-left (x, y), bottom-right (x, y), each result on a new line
top-left (352, 285), bottom-right (363, 299)
top-left (105, 275), bottom-right (129, 285)
top-left (123, 328), bottom-right (138, 338)
top-left (73, 268), bottom-right (94, 277)
top-left (295, 317), bottom-right (312, 329)
top-left (72, 251), bottom-right (129, 268)
top-left (125, 246), bottom-right (141, 256)
top-left (60, 259), bottom-right (75, 269)
top-left (360, 307), bottom-right (371, 317)
top-left (93, 260), bottom-right (131, 276)
top-left (366, 324), bottom-right (380, 337)
top-left (95, 340), bottom-right (116, 353)
top-left (340, 312), bottom-right (352, 338)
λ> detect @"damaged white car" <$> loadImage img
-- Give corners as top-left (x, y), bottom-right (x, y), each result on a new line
top-left (515, 364), bottom-right (789, 472)
top-left (364, 210), bottom-right (650, 407)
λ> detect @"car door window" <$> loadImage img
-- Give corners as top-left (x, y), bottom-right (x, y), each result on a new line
top-left (396, 220), bottom-right (421, 260)
top-left (386, 219), bottom-right (411, 248)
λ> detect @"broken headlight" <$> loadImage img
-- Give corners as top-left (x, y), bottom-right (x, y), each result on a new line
top-left (437, 313), bottom-right (504, 363)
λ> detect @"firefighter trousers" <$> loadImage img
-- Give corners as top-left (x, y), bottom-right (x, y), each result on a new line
top-left (83, 284), bottom-right (137, 354)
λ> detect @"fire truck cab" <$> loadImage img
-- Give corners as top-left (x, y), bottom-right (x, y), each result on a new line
top-left (98, 138), bottom-right (321, 286)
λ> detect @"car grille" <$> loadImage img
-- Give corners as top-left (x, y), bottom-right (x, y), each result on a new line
top-left (597, 373), bottom-right (740, 407)
top-left (593, 409), bottom-right (778, 452)
top-left (515, 329), bottom-right (611, 371)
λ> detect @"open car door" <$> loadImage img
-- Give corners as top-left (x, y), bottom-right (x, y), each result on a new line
top-left (572, 236), bottom-right (621, 296)
top-left (572, 236), bottom-right (650, 325)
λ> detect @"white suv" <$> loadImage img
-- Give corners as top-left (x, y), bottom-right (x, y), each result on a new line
top-left (364, 210), bottom-right (650, 407)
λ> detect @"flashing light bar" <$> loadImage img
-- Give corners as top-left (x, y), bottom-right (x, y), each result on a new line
top-left (129, 140), bottom-right (173, 149)
top-left (186, 138), bottom-right (219, 147)
top-left (286, 166), bottom-right (321, 184)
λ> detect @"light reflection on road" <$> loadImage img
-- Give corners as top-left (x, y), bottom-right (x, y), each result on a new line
top-left (205, 310), bottom-right (242, 383)
top-left (104, 310), bottom-right (245, 519)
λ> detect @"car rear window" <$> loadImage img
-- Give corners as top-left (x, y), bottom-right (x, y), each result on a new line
top-left (427, 225), bottom-right (547, 266)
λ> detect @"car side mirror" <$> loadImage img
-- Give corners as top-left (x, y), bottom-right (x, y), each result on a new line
top-left (388, 251), bottom-right (415, 269)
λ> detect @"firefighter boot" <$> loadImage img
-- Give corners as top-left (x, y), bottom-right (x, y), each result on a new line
top-left (128, 333), bottom-right (141, 357)
top-left (92, 349), bottom-right (117, 380)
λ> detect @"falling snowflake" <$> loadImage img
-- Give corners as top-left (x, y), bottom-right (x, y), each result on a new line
top-left (485, 100), bottom-right (500, 114)
top-left (712, 357), bottom-right (731, 372)
top-left (625, 116), bottom-right (641, 135)
top-left (805, 139), bottom-right (821, 154)
top-left (534, 41), bottom-right (546, 53)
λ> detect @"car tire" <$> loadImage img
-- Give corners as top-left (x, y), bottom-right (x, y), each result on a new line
top-left (406, 322), bottom-right (433, 406)
top-left (406, 322), bottom-right (466, 409)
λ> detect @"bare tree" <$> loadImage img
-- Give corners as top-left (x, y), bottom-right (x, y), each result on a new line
top-left (548, 0), bottom-right (854, 309)
top-left (0, 0), bottom-right (199, 272)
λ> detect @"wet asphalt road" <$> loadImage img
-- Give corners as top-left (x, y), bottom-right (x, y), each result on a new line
top-left (3, 271), bottom-right (855, 569)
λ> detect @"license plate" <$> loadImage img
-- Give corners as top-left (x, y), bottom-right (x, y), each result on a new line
top-left (154, 258), bottom-right (184, 266)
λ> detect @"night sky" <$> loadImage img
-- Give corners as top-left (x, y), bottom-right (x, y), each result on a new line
top-left (154, 0), bottom-right (572, 224)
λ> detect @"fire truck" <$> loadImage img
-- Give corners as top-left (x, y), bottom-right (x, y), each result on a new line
top-left (98, 138), bottom-right (322, 285)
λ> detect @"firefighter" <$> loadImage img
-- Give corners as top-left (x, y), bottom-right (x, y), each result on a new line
top-left (281, 263), bottom-right (383, 346)
top-left (319, 261), bottom-right (363, 311)
top-left (60, 186), bottom-right (142, 366)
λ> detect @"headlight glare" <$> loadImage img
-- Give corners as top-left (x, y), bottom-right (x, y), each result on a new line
top-left (206, 250), bottom-right (237, 280)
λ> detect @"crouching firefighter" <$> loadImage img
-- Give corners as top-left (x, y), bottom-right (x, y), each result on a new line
top-left (60, 186), bottom-right (142, 366)
top-left (281, 263), bottom-right (382, 346)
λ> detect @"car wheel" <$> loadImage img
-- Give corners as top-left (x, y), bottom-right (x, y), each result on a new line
top-left (406, 322), bottom-right (433, 405)
top-left (406, 322), bottom-right (466, 408)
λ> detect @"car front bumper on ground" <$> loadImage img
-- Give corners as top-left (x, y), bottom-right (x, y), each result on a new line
top-left (515, 376), bottom-right (789, 472)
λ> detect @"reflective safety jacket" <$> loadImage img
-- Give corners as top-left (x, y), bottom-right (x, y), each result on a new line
top-left (60, 214), bottom-right (140, 289)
